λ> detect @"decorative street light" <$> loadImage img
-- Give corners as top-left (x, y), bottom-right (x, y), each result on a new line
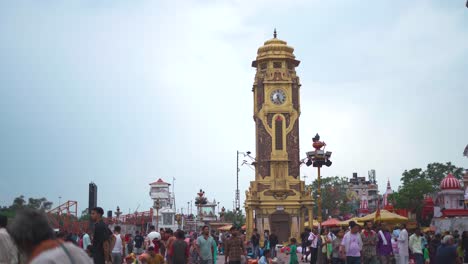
top-left (305, 133), bottom-right (332, 224)
top-left (115, 206), bottom-right (122, 224)
top-left (153, 199), bottom-right (161, 230)
top-left (195, 189), bottom-right (207, 226)
top-left (175, 214), bottom-right (182, 229)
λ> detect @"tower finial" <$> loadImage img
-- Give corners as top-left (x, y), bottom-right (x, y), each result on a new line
top-left (273, 28), bottom-right (277, 38)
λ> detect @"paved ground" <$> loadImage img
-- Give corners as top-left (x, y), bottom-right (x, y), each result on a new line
top-left (215, 251), bottom-right (298, 264)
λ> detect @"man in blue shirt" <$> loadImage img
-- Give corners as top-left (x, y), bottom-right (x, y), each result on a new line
top-left (197, 226), bottom-right (215, 264)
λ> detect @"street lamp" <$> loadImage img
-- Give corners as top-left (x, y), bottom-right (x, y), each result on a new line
top-left (305, 133), bottom-right (332, 224)
top-left (153, 199), bottom-right (161, 230)
top-left (115, 206), bottom-right (122, 224)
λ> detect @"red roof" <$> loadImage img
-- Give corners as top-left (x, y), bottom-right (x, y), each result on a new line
top-left (441, 209), bottom-right (468, 217)
top-left (149, 178), bottom-right (170, 185)
top-left (440, 174), bottom-right (461, 190)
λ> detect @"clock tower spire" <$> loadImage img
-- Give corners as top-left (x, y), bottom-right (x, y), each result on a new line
top-left (245, 33), bottom-right (314, 243)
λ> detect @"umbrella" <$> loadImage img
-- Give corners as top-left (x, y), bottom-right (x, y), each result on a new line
top-left (357, 210), bottom-right (408, 223)
top-left (338, 218), bottom-right (363, 227)
top-left (217, 224), bottom-right (233, 231)
top-left (321, 218), bottom-right (341, 227)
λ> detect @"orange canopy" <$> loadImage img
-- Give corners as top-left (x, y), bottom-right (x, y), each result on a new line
top-left (321, 218), bottom-right (341, 227)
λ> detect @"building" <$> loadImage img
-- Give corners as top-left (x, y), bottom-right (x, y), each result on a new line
top-left (244, 31), bottom-right (314, 244)
top-left (382, 179), bottom-right (393, 207)
top-left (432, 173), bottom-right (468, 232)
top-left (434, 174), bottom-right (467, 217)
top-left (149, 178), bottom-right (178, 231)
top-left (348, 172), bottom-right (379, 216)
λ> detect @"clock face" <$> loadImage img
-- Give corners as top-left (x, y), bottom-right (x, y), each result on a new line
top-left (270, 89), bottom-right (286, 105)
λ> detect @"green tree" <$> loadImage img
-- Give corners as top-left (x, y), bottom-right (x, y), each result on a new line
top-left (425, 162), bottom-right (464, 191)
top-left (223, 210), bottom-right (245, 227)
top-left (392, 162), bottom-right (464, 223)
top-left (308, 176), bottom-right (352, 218)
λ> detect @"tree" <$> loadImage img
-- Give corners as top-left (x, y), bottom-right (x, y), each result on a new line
top-left (0, 195), bottom-right (53, 218)
top-left (425, 162), bottom-right (464, 191)
top-left (223, 210), bottom-right (245, 227)
top-left (308, 176), bottom-right (352, 218)
top-left (392, 162), bottom-right (464, 223)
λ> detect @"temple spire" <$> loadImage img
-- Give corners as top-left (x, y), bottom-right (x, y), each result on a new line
top-left (273, 28), bottom-right (277, 38)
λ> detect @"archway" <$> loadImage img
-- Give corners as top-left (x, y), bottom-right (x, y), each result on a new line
top-left (270, 210), bottom-right (291, 243)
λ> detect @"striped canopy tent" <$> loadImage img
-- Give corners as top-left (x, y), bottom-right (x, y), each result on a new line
top-left (304, 220), bottom-right (319, 227)
top-left (357, 210), bottom-right (408, 224)
top-left (217, 224), bottom-right (233, 231)
top-left (338, 218), bottom-right (363, 227)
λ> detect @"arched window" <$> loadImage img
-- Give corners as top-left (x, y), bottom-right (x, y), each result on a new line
top-left (275, 115), bottom-right (283, 150)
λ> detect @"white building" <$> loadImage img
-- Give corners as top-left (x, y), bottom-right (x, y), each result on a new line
top-left (348, 172), bottom-right (379, 215)
top-left (149, 178), bottom-right (178, 231)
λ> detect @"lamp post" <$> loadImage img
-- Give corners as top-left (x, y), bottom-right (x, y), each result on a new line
top-left (305, 133), bottom-right (332, 224)
top-left (153, 199), bottom-right (161, 230)
top-left (115, 206), bottom-right (122, 224)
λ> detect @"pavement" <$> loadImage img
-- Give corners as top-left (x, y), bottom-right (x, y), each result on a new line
top-left (215, 251), bottom-right (295, 264)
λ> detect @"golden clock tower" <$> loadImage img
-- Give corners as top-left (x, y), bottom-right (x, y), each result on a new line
top-left (245, 31), bottom-right (314, 244)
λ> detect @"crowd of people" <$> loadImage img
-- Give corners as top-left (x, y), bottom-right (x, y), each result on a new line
top-left (296, 221), bottom-right (468, 264)
top-left (0, 207), bottom-right (252, 264)
top-left (1, 208), bottom-right (468, 264)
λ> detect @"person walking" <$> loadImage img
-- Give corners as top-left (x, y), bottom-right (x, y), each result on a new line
top-left (251, 228), bottom-right (261, 259)
top-left (224, 227), bottom-right (245, 264)
top-left (166, 229), bottom-right (176, 264)
top-left (377, 223), bottom-right (393, 264)
top-left (91, 207), bottom-right (110, 264)
top-left (269, 231), bottom-right (279, 259)
top-left (397, 223), bottom-right (409, 264)
top-left (197, 226), bottom-right (215, 264)
top-left (0, 215), bottom-right (18, 264)
top-left (111, 226), bottom-right (126, 264)
top-left (409, 228), bottom-right (424, 264)
top-left (435, 235), bottom-right (459, 264)
top-left (286, 237), bottom-right (298, 264)
top-left (361, 221), bottom-right (378, 264)
top-left (301, 228), bottom-right (311, 262)
top-left (331, 229), bottom-right (345, 264)
top-left (170, 230), bottom-right (189, 264)
top-left (309, 228), bottom-right (319, 264)
top-left (82, 231), bottom-right (91, 252)
top-left (134, 230), bottom-right (144, 255)
top-left (340, 221), bottom-right (363, 264)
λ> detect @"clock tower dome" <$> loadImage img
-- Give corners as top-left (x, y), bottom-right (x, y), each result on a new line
top-left (245, 31), bottom-right (314, 243)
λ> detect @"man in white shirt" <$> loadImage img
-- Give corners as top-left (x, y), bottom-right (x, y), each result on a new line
top-left (409, 227), bottom-right (423, 264)
top-left (111, 226), bottom-right (125, 264)
top-left (308, 228), bottom-right (319, 264)
top-left (397, 223), bottom-right (409, 264)
top-left (340, 221), bottom-right (363, 264)
top-left (82, 232), bottom-right (91, 251)
top-left (0, 215), bottom-right (18, 264)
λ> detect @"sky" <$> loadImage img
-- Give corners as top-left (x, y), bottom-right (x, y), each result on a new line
top-left (1, 0), bottom-right (467, 216)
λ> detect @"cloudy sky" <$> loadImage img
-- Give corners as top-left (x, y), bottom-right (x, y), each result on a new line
top-left (1, 0), bottom-right (467, 215)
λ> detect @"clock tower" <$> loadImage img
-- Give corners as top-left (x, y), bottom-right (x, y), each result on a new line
top-left (245, 31), bottom-right (314, 244)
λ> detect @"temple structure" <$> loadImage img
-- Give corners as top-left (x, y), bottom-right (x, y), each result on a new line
top-left (432, 173), bottom-right (468, 232)
top-left (149, 178), bottom-right (178, 231)
top-left (244, 31), bottom-right (314, 244)
top-left (382, 179), bottom-right (393, 207)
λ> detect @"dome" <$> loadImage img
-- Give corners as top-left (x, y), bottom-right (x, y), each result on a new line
top-left (252, 29), bottom-right (299, 67)
top-left (440, 173), bottom-right (461, 190)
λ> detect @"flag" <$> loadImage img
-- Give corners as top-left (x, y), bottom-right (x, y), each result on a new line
top-left (463, 144), bottom-right (468, 157)
top-left (374, 198), bottom-right (381, 223)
